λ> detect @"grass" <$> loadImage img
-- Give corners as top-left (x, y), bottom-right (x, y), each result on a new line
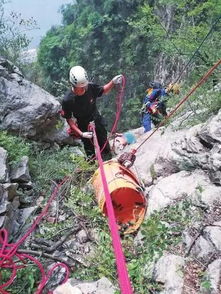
top-left (0, 126), bottom-right (209, 293)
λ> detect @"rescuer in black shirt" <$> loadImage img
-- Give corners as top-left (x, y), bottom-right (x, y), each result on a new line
top-left (61, 65), bottom-right (122, 161)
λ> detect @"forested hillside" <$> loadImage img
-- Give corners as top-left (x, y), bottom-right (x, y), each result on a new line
top-left (36, 0), bottom-right (221, 130)
top-left (1, 1), bottom-right (221, 293)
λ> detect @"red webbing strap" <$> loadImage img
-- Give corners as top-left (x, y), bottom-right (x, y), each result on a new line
top-left (89, 123), bottom-right (133, 294)
top-left (97, 75), bottom-right (126, 155)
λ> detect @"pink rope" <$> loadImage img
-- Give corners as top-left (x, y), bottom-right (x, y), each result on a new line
top-left (110, 75), bottom-right (126, 134)
top-left (90, 75), bottom-right (126, 156)
top-left (0, 177), bottom-right (70, 293)
top-left (89, 123), bottom-right (133, 294)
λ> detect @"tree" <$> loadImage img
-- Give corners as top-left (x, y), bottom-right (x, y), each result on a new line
top-left (37, 0), bottom-right (221, 131)
top-left (0, 0), bottom-right (37, 63)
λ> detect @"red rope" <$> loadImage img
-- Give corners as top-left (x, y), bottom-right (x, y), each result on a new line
top-left (0, 177), bottom-right (70, 293)
top-left (93, 75), bottom-right (126, 155)
top-left (89, 122), bottom-right (133, 294)
top-left (135, 58), bottom-right (221, 152)
top-left (110, 75), bottom-right (126, 134)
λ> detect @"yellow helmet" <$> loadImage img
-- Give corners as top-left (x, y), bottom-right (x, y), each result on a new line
top-left (146, 88), bottom-right (153, 95)
top-left (167, 83), bottom-right (180, 94)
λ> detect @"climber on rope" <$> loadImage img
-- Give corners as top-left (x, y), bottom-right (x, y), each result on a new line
top-left (60, 65), bottom-right (123, 161)
top-left (141, 81), bottom-right (180, 133)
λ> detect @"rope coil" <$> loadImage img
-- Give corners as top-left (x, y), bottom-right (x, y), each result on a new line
top-left (0, 178), bottom-right (70, 294)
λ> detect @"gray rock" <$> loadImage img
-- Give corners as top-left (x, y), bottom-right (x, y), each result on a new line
top-left (202, 259), bottom-right (221, 294)
top-left (0, 187), bottom-right (8, 214)
top-left (77, 229), bottom-right (89, 244)
top-left (54, 277), bottom-right (116, 294)
top-left (146, 170), bottom-right (210, 217)
top-left (2, 183), bottom-right (19, 201)
top-left (0, 58), bottom-right (76, 145)
top-left (199, 109), bottom-right (221, 145)
top-left (0, 147), bottom-right (9, 183)
top-left (189, 235), bottom-right (215, 260)
top-left (153, 254), bottom-right (184, 294)
top-left (10, 156), bottom-right (31, 183)
top-left (204, 226), bottom-right (221, 251)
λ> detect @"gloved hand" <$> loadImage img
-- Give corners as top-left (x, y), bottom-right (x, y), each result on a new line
top-left (82, 132), bottom-right (93, 139)
top-left (112, 74), bottom-right (123, 85)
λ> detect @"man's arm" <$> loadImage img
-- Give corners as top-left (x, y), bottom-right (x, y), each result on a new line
top-left (66, 118), bottom-right (83, 137)
top-left (66, 118), bottom-right (93, 139)
top-left (60, 108), bottom-right (92, 139)
top-left (103, 80), bottom-right (114, 94)
top-left (103, 74), bottom-right (123, 94)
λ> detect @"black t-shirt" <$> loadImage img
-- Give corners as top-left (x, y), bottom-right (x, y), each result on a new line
top-left (61, 83), bottom-right (104, 122)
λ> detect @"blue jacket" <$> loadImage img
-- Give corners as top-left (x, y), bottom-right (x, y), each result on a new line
top-left (143, 88), bottom-right (167, 104)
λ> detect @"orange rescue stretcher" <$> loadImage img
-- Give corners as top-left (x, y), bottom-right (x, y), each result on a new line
top-left (91, 160), bottom-right (147, 234)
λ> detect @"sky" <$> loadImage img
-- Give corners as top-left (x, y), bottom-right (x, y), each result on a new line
top-left (5, 0), bottom-right (71, 49)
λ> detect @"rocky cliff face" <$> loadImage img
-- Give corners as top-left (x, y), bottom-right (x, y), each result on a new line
top-left (51, 108), bottom-right (221, 293)
top-left (0, 57), bottom-right (76, 145)
top-left (128, 110), bottom-right (221, 294)
top-left (0, 58), bottom-right (220, 293)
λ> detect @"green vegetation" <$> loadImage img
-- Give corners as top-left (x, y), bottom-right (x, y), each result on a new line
top-left (0, 131), bottom-right (31, 166)
top-left (1, 266), bottom-right (40, 294)
top-left (200, 275), bottom-right (212, 292)
top-left (29, 144), bottom-right (78, 194)
top-left (33, 0), bottom-right (221, 131)
top-left (0, 0), bottom-right (37, 63)
top-left (1, 0), bottom-right (221, 292)
top-left (167, 82), bottom-right (221, 129)
top-left (71, 198), bottom-right (201, 293)
top-left (0, 129), bottom-right (206, 293)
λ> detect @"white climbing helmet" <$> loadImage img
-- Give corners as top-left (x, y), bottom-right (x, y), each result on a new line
top-left (69, 66), bottom-right (89, 87)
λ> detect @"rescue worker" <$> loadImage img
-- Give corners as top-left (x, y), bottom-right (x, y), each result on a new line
top-left (61, 65), bottom-right (123, 161)
top-left (141, 82), bottom-right (180, 132)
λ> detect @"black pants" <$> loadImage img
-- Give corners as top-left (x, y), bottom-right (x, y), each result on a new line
top-left (78, 115), bottom-right (112, 160)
